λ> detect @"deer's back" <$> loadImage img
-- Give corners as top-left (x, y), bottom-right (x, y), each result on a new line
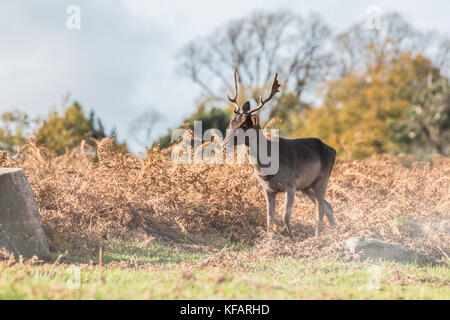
top-left (254, 137), bottom-right (336, 192)
top-left (280, 137), bottom-right (336, 189)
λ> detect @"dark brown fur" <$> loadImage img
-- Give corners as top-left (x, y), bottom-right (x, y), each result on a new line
top-left (226, 69), bottom-right (336, 238)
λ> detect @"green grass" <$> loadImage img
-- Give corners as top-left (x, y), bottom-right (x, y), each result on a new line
top-left (49, 239), bottom-right (210, 265)
top-left (1, 240), bottom-right (449, 299)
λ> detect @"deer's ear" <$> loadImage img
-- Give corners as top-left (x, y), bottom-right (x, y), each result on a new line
top-left (251, 114), bottom-right (259, 126)
top-left (242, 101), bottom-right (251, 113)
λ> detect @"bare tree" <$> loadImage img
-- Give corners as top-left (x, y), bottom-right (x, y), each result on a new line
top-left (179, 12), bottom-right (450, 101)
top-left (177, 11), bottom-right (332, 104)
top-left (334, 13), bottom-right (450, 77)
top-left (434, 37), bottom-right (450, 78)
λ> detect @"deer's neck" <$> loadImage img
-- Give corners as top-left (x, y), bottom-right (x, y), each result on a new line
top-left (244, 126), bottom-right (272, 169)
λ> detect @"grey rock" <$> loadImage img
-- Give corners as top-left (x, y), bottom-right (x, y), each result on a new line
top-left (345, 237), bottom-right (424, 263)
top-left (0, 168), bottom-right (49, 258)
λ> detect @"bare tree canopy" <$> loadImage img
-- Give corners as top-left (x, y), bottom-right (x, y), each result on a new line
top-left (177, 11), bottom-right (332, 103)
top-left (334, 13), bottom-right (450, 77)
top-left (179, 12), bottom-right (450, 102)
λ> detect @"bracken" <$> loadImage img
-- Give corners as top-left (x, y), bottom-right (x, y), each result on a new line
top-left (1, 137), bottom-right (448, 263)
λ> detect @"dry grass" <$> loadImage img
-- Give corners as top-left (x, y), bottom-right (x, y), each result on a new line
top-left (1, 137), bottom-right (449, 264)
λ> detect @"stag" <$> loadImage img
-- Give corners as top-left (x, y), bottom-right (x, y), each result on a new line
top-left (225, 69), bottom-right (337, 238)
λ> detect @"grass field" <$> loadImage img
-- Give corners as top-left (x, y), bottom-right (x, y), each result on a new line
top-left (1, 239), bottom-right (449, 300)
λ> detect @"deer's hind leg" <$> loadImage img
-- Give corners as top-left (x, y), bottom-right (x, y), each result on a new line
top-left (323, 199), bottom-right (336, 228)
top-left (311, 175), bottom-right (335, 236)
top-left (301, 187), bottom-right (316, 205)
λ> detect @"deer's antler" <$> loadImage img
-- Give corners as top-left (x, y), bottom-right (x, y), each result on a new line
top-left (246, 73), bottom-right (280, 114)
top-left (227, 68), bottom-right (240, 113)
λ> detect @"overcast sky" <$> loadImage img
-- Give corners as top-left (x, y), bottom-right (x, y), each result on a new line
top-left (0, 0), bottom-right (449, 152)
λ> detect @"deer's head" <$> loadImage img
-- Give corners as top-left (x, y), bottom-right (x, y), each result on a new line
top-left (227, 68), bottom-right (280, 132)
top-left (225, 69), bottom-right (280, 147)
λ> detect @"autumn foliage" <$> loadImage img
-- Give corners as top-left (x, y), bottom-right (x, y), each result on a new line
top-left (295, 54), bottom-right (449, 159)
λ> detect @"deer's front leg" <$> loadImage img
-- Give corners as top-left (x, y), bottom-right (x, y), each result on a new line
top-left (264, 190), bottom-right (276, 232)
top-left (283, 186), bottom-right (295, 239)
